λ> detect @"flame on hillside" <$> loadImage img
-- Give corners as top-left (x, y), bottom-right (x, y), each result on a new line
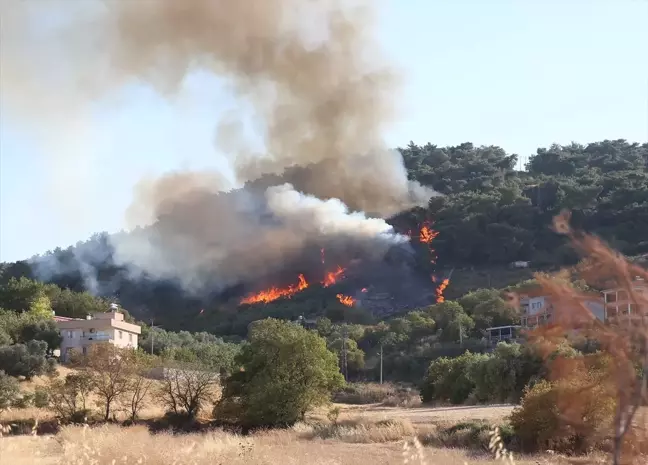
top-left (241, 274), bottom-right (309, 304)
top-left (322, 266), bottom-right (346, 287)
top-left (336, 294), bottom-right (355, 307)
top-left (435, 278), bottom-right (449, 303)
top-left (419, 225), bottom-right (439, 244)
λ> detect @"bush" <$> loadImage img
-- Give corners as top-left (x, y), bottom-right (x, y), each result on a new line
top-left (0, 370), bottom-right (20, 412)
top-left (468, 342), bottom-right (543, 403)
top-left (33, 388), bottom-right (50, 408)
top-left (420, 351), bottom-right (487, 404)
top-left (0, 340), bottom-right (53, 379)
top-left (306, 417), bottom-right (416, 443)
top-left (510, 373), bottom-right (616, 453)
top-left (333, 383), bottom-right (397, 405)
top-left (12, 392), bottom-right (34, 409)
top-left (216, 318), bottom-right (344, 429)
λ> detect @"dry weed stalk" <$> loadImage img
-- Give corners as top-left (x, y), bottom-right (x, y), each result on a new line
top-left (402, 436), bottom-right (427, 465)
top-left (488, 427), bottom-right (515, 465)
top-left (522, 211), bottom-right (647, 465)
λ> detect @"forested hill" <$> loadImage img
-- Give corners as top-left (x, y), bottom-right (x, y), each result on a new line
top-left (399, 139), bottom-right (648, 266)
top-left (1, 139), bottom-right (646, 334)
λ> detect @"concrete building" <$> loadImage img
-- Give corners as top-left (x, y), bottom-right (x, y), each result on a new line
top-left (55, 311), bottom-right (141, 362)
top-left (601, 277), bottom-right (647, 322)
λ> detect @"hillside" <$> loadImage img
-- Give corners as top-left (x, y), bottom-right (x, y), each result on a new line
top-left (1, 139), bottom-right (646, 334)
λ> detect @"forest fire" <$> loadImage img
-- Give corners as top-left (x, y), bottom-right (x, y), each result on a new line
top-left (322, 266), bottom-right (346, 287)
top-left (336, 294), bottom-right (355, 307)
top-left (240, 274), bottom-right (309, 304)
top-left (435, 278), bottom-right (450, 303)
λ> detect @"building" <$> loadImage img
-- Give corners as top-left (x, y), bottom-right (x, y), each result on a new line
top-left (601, 277), bottom-right (647, 322)
top-left (485, 325), bottom-right (522, 345)
top-left (518, 292), bottom-right (605, 329)
top-left (55, 310), bottom-right (141, 362)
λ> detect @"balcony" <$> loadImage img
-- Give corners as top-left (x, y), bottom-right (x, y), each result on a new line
top-left (81, 334), bottom-right (112, 343)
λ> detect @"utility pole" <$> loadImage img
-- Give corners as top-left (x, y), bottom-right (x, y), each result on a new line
top-left (379, 343), bottom-right (383, 385)
top-left (150, 318), bottom-right (161, 355)
top-left (342, 324), bottom-right (348, 381)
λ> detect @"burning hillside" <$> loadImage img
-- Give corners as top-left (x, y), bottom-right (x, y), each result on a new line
top-left (235, 222), bottom-right (449, 313)
top-left (4, 1), bottom-right (443, 312)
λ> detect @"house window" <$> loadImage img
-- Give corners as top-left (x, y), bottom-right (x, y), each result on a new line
top-left (118, 330), bottom-right (123, 339)
top-left (129, 333), bottom-right (133, 343)
top-left (67, 331), bottom-right (73, 338)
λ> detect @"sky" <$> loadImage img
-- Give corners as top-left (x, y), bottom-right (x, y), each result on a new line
top-left (1, 0), bottom-right (647, 263)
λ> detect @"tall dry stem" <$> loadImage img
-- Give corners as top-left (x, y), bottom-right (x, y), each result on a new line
top-left (521, 211), bottom-right (647, 465)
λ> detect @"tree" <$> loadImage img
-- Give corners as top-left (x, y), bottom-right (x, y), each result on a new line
top-left (0, 340), bottom-right (55, 379)
top-left (459, 289), bottom-right (518, 335)
top-left (427, 301), bottom-right (475, 343)
top-left (82, 344), bottom-right (137, 421)
top-left (0, 370), bottom-right (20, 413)
top-left (157, 365), bottom-right (220, 420)
top-left (47, 372), bottom-right (94, 422)
top-left (217, 318), bottom-right (344, 428)
top-left (28, 293), bottom-right (53, 319)
top-left (326, 336), bottom-right (365, 377)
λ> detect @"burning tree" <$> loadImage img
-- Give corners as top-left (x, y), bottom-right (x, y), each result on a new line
top-left (512, 212), bottom-right (647, 464)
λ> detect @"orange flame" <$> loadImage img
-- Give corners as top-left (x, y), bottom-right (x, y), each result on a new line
top-left (322, 266), bottom-right (345, 287)
top-left (241, 274), bottom-right (309, 304)
top-left (435, 278), bottom-right (450, 303)
top-left (419, 225), bottom-right (439, 244)
top-left (336, 294), bottom-right (355, 307)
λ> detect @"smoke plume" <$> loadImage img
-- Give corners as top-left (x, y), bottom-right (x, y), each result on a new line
top-left (1, 0), bottom-right (436, 294)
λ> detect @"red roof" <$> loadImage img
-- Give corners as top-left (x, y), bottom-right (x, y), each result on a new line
top-left (53, 316), bottom-right (81, 322)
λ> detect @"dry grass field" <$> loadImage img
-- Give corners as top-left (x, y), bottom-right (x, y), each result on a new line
top-left (1, 423), bottom-right (591, 465)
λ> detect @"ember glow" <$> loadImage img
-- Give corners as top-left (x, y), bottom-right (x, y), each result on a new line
top-left (322, 266), bottom-right (346, 287)
top-left (336, 294), bottom-right (355, 307)
top-left (436, 278), bottom-right (450, 303)
top-left (241, 274), bottom-right (309, 304)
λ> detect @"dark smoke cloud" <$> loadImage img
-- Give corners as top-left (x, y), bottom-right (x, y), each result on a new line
top-left (1, 0), bottom-right (437, 293)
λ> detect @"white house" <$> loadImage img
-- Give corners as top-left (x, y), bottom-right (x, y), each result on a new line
top-left (55, 310), bottom-right (141, 362)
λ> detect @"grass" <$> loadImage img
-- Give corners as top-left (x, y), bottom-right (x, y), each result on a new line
top-left (1, 423), bottom-right (577, 465)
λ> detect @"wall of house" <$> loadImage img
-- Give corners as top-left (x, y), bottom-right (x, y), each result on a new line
top-left (110, 327), bottom-right (138, 349)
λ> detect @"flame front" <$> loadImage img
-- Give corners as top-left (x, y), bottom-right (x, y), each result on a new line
top-left (322, 266), bottom-right (345, 287)
top-left (336, 294), bottom-right (355, 307)
top-left (435, 278), bottom-right (450, 303)
top-left (241, 274), bottom-right (309, 304)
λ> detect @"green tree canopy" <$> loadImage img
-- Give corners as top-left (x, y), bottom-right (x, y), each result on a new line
top-left (217, 318), bottom-right (344, 428)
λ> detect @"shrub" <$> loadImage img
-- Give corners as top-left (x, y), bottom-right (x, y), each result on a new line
top-left (306, 417), bottom-right (415, 443)
top-left (333, 383), bottom-right (397, 405)
top-left (33, 388), bottom-right (50, 408)
top-left (420, 351), bottom-right (486, 404)
top-left (0, 370), bottom-right (20, 412)
top-left (12, 392), bottom-right (34, 409)
top-left (468, 342), bottom-right (543, 403)
top-left (216, 318), bottom-right (344, 429)
top-left (510, 372), bottom-right (616, 453)
top-left (0, 340), bottom-right (52, 379)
